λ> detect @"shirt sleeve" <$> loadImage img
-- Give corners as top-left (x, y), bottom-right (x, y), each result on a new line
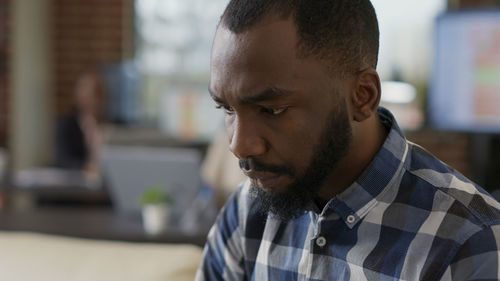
top-left (440, 225), bottom-right (500, 281)
top-left (195, 190), bottom-right (246, 281)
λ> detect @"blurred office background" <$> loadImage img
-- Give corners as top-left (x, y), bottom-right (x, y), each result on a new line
top-left (0, 0), bottom-right (499, 265)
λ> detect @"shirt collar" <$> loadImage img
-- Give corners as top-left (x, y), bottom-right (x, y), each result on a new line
top-left (324, 107), bottom-right (410, 228)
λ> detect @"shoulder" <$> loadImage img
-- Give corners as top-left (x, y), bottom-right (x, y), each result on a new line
top-left (196, 180), bottom-right (265, 280)
top-left (218, 180), bottom-right (267, 235)
top-left (206, 180), bottom-right (265, 244)
top-left (389, 141), bottom-right (500, 279)
top-left (405, 141), bottom-right (500, 239)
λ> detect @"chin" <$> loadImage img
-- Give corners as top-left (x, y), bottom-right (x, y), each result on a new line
top-left (250, 177), bottom-right (292, 195)
top-left (249, 180), bottom-right (313, 221)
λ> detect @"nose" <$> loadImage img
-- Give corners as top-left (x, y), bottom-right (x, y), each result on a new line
top-left (228, 115), bottom-right (267, 160)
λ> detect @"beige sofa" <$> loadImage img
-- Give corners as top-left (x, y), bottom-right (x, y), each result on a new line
top-left (0, 231), bottom-right (203, 281)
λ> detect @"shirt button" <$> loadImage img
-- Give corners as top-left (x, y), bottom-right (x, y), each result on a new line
top-left (316, 236), bottom-right (327, 247)
top-left (347, 215), bottom-right (356, 224)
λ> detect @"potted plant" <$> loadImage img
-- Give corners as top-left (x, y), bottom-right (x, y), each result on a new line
top-left (139, 185), bottom-right (173, 236)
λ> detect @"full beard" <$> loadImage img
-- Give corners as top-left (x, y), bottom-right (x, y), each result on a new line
top-left (248, 102), bottom-right (352, 221)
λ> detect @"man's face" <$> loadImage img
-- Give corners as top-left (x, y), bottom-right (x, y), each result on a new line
top-left (209, 16), bottom-right (354, 219)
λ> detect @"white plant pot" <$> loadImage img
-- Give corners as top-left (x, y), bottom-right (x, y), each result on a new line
top-left (142, 204), bottom-right (170, 236)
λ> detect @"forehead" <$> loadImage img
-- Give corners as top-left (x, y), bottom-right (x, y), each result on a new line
top-left (210, 17), bottom-right (337, 102)
top-left (212, 17), bottom-right (298, 71)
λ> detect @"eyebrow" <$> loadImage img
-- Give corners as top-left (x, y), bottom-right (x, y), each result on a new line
top-left (208, 87), bottom-right (293, 105)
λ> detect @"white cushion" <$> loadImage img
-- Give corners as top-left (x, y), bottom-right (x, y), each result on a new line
top-left (0, 231), bottom-right (203, 281)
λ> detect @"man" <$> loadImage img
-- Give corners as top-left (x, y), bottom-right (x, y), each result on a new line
top-left (196, 0), bottom-right (500, 280)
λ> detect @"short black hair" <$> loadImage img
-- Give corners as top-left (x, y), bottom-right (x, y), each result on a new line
top-left (220, 0), bottom-right (379, 75)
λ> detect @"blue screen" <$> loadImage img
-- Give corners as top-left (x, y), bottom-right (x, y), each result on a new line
top-left (429, 11), bottom-right (500, 132)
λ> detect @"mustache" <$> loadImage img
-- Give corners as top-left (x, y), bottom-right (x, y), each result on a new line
top-left (239, 158), bottom-right (294, 177)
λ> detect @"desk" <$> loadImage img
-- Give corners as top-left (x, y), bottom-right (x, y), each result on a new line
top-left (0, 207), bottom-right (207, 247)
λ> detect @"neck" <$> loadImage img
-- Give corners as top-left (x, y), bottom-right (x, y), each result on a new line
top-left (315, 113), bottom-right (387, 207)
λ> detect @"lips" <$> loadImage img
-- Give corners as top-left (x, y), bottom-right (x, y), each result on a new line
top-left (243, 170), bottom-right (283, 190)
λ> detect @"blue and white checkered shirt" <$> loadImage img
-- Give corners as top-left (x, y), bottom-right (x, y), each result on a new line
top-left (196, 108), bottom-right (500, 281)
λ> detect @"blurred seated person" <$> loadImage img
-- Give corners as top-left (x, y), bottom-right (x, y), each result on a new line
top-left (55, 73), bottom-right (106, 178)
top-left (201, 129), bottom-right (246, 209)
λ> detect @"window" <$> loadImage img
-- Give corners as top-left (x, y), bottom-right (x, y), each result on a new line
top-left (134, 0), bottom-right (228, 141)
top-left (132, 0), bottom-right (447, 135)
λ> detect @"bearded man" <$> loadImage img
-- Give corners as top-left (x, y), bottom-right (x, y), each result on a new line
top-left (196, 1), bottom-right (500, 280)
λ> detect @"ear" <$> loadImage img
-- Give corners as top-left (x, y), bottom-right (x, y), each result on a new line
top-left (350, 68), bottom-right (381, 122)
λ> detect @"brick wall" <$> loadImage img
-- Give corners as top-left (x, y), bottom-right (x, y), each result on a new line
top-left (409, 131), bottom-right (500, 191)
top-left (406, 130), bottom-right (471, 178)
top-left (458, 0), bottom-right (500, 7)
top-left (0, 0), bottom-right (9, 147)
top-left (448, 0), bottom-right (500, 8)
top-left (0, 0), bottom-right (133, 145)
top-left (53, 0), bottom-right (133, 116)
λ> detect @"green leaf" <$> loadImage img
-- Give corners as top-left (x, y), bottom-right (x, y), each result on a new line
top-left (139, 184), bottom-right (173, 205)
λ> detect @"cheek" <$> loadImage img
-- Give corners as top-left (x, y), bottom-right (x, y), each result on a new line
top-left (291, 130), bottom-right (319, 168)
top-left (282, 110), bottom-right (325, 146)
top-left (266, 113), bottom-right (322, 168)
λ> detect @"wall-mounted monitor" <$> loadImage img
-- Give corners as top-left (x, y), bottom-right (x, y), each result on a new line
top-left (429, 11), bottom-right (500, 132)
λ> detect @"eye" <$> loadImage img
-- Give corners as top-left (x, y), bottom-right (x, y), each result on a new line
top-left (260, 106), bottom-right (288, 116)
top-left (215, 104), bottom-right (235, 115)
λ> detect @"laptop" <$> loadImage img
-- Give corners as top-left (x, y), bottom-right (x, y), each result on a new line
top-left (101, 145), bottom-right (202, 219)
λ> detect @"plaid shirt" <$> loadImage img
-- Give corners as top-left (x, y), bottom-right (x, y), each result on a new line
top-left (196, 108), bottom-right (500, 281)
